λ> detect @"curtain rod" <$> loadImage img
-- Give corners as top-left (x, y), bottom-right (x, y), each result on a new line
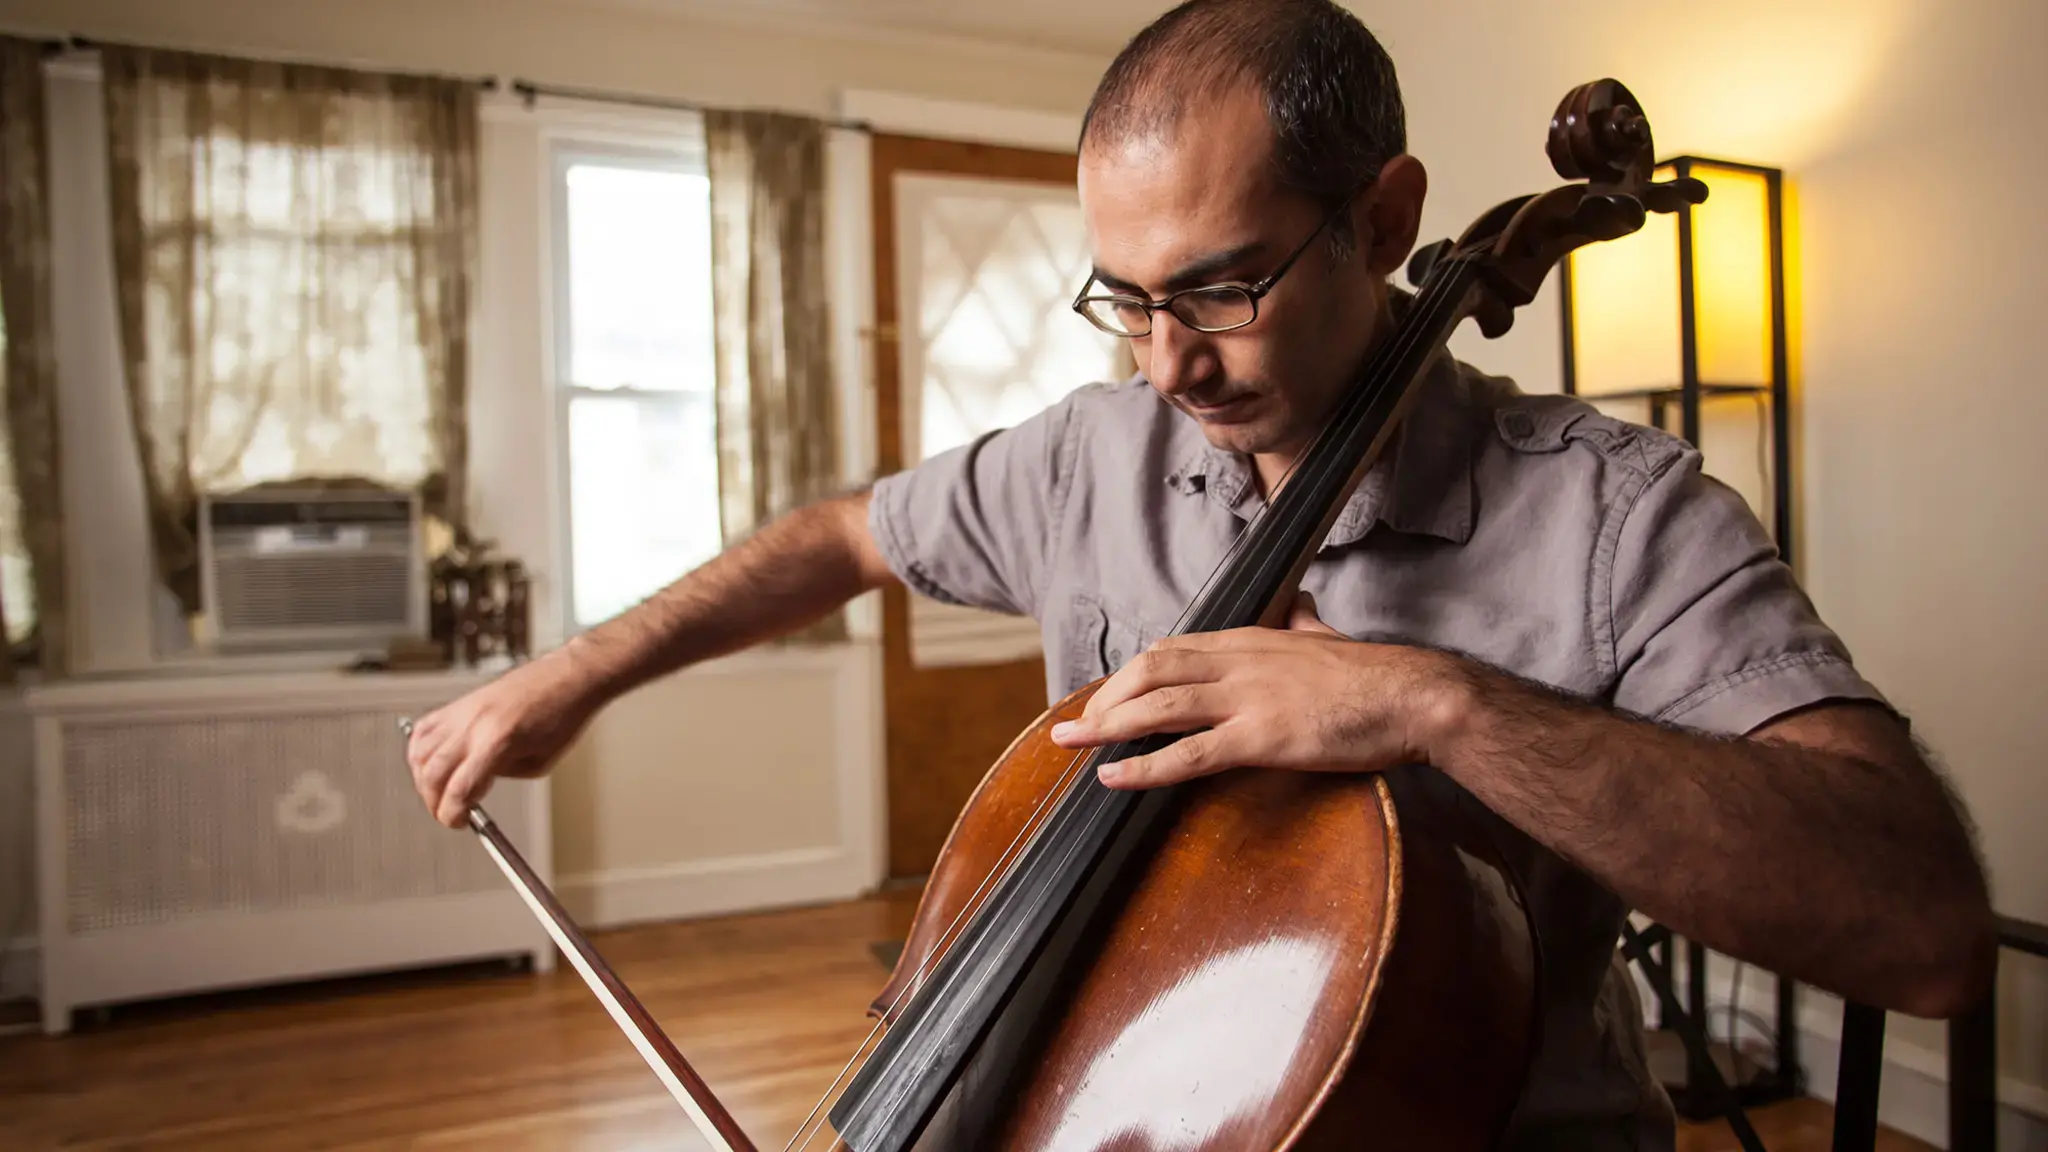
top-left (30, 35), bottom-right (874, 130)
top-left (508, 78), bottom-right (872, 133)
top-left (52, 34), bottom-right (499, 90)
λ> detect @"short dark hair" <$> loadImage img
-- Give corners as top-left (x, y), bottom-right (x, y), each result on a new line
top-left (1079, 0), bottom-right (1406, 247)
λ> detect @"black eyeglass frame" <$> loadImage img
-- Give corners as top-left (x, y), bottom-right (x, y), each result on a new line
top-left (1069, 187), bottom-right (1364, 338)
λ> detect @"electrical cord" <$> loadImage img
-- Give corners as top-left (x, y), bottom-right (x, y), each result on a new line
top-left (1710, 959), bottom-right (1793, 1088)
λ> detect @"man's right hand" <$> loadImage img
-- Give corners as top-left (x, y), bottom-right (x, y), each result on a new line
top-left (406, 646), bottom-right (605, 828)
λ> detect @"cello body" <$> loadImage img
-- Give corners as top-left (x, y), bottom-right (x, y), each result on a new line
top-left (862, 679), bottom-right (1541, 1151)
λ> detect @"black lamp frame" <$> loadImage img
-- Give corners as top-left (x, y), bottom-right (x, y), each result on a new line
top-left (1559, 155), bottom-right (1805, 1122)
top-left (1559, 155), bottom-right (1793, 568)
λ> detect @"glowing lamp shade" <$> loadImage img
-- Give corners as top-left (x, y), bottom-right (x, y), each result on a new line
top-left (1561, 157), bottom-right (1785, 434)
top-left (1559, 156), bottom-right (1791, 558)
top-left (1690, 164), bottom-right (1775, 389)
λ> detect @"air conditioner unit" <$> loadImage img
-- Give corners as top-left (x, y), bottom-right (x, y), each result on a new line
top-left (198, 486), bottom-right (427, 654)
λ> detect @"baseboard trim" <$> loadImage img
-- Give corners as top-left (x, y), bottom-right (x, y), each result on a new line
top-left (556, 846), bottom-right (870, 931)
top-left (1, 935), bottom-right (37, 1001)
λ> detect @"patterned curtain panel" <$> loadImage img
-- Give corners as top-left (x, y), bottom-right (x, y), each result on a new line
top-left (100, 46), bottom-right (478, 614)
top-left (704, 109), bottom-right (845, 644)
top-left (0, 36), bottom-right (67, 679)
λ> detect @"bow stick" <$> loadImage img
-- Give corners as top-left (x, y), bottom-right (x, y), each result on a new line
top-left (396, 717), bottom-right (759, 1152)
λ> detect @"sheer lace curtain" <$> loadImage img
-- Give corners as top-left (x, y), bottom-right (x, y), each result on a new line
top-left (704, 109), bottom-right (845, 644)
top-left (100, 46), bottom-right (477, 616)
top-left (0, 36), bottom-right (67, 680)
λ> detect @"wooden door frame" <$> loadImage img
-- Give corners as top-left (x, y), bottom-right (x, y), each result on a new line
top-left (868, 133), bottom-right (1081, 880)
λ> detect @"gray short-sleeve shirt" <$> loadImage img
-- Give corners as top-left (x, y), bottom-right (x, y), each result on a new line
top-left (868, 352), bottom-right (1888, 1151)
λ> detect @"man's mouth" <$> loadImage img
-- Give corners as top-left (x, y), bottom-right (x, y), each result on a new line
top-left (1184, 392), bottom-right (1258, 420)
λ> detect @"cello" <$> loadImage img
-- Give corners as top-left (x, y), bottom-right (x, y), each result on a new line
top-left (413, 77), bottom-right (1708, 1151)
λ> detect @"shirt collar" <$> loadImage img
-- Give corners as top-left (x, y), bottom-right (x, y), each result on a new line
top-left (1164, 351), bottom-right (1475, 550)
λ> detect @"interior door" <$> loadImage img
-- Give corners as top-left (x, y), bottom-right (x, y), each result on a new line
top-left (869, 133), bottom-right (1127, 879)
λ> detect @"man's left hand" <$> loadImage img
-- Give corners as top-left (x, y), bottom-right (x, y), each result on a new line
top-left (1048, 591), bottom-right (1460, 788)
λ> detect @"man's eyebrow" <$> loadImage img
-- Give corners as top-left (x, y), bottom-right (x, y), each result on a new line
top-left (1090, 240), bottom-right (1270, 297)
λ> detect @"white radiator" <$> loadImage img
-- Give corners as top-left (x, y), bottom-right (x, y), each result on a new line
top-left (27, 665), bottom-right (553, 1034)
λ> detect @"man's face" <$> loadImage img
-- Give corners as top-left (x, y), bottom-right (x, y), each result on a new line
top-left (1076, 88), bottom-right (1424, 464)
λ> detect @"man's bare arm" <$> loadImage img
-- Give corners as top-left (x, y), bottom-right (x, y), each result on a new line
top-left (1434, 665), bottom-right (1998, 1018)
top-left (566, 487), bottom-right (895, 698)
top-left (406, 488), bottom-right (896, 825)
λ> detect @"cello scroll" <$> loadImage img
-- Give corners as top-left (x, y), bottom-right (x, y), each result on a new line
top-left (1432, 78), bottom-right (1709, 339)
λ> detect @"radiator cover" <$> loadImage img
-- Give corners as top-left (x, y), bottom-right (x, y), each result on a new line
top-left (28, 665), bottom-right (553, 1034)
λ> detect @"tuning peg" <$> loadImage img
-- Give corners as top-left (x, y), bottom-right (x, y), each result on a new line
top-left (1407, 238), bottom-right (1452, 288)
top-left (1641, 176), bottom-right (1709, 215)
top-left (1568, 193), bottom-right (1646, 241)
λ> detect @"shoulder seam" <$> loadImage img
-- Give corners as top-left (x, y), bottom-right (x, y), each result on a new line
top-left (1593, 451), bottom-right (1663, 683)
top-left (1594, 442), bottom-right (1702, 681)
top-left (1496, 393), bottom-right (1689, 478)
top-left (1562, 418), bottom-right (1687, 479)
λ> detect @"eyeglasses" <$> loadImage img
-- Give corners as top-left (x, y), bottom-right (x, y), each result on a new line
top-left (1070, 191), bottom-right (1358, 339)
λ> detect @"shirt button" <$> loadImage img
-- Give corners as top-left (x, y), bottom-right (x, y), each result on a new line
top-left (1502, 410), bottom-right (1536, 439)
top-left (1108, 648), bottom-right (1123, 665)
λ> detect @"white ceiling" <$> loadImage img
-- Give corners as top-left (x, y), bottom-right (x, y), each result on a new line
top-left (596, 0), bottom-right (1173, 58)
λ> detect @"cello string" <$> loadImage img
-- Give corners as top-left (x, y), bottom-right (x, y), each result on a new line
top-left (782, 739), bottom-right (1124, 1150)
top-left (823, 257), bottom-right (1475, 1150)
top-left (782, 299), bottom-right (1373, 1148)
top-left (1208, 256), bottom-right (1471, 630)
top-left (788, 256), bottom-right (1475, 1150)
top-left (781, 501), bottom-right (1277, 1146)
top-left (883, 261), bottom-right (1479, 1143)
top-left (782, 732), bottom-right (1126, 1151)
top-left (779, 736), bottom-right (1106, 1152)
top-left (783, 255), bottom-right (1474, 1151)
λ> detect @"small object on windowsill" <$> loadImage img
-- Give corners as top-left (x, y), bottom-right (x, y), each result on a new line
top-left (429, 537), bottom-right (535, 669)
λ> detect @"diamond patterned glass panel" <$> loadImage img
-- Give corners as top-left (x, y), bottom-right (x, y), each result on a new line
top-left (900, 175), bottom-right (1124, 463)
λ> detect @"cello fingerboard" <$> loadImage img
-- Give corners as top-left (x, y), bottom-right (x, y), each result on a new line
top-left (826, 254), bottom-right (1479, 1152)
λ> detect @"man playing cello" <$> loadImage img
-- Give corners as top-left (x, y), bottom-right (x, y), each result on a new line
top-left (407, 2), bottom-right (1996, 1147)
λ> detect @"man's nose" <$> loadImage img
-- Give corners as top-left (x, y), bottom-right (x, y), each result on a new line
top-left (1142, 311), bottom-right (1215, 397)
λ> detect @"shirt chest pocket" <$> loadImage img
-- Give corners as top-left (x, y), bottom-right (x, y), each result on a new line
top-left (1059, 591), bottom-right (1174, 691)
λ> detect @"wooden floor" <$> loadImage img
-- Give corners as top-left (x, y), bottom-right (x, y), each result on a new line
top-left (1, 889), bottom-right (1930, 1151)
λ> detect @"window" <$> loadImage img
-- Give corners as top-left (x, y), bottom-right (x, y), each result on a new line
top-left (98, 55), bottom-right (475, 644)
top-left (550, 141), bottom-right (723, 631)
top-left (147, 132), bottom-right (441, 497)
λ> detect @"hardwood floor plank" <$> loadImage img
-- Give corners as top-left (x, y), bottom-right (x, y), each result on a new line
top-left (0, 891), bottom-right (1927, 1152)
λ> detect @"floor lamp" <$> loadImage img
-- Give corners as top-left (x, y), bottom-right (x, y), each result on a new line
top-left (1557, 155), bottom-right (1805, 1122)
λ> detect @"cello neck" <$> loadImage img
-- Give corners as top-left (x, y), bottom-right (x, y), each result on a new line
top-left (820, 253), bottom-right (1482, 1152)
top-left (1176, 253), bottom-right (1479, 637)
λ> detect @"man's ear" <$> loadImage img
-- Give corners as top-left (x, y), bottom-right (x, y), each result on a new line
top-left (1359, 154), bottom-right (1428, 278)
